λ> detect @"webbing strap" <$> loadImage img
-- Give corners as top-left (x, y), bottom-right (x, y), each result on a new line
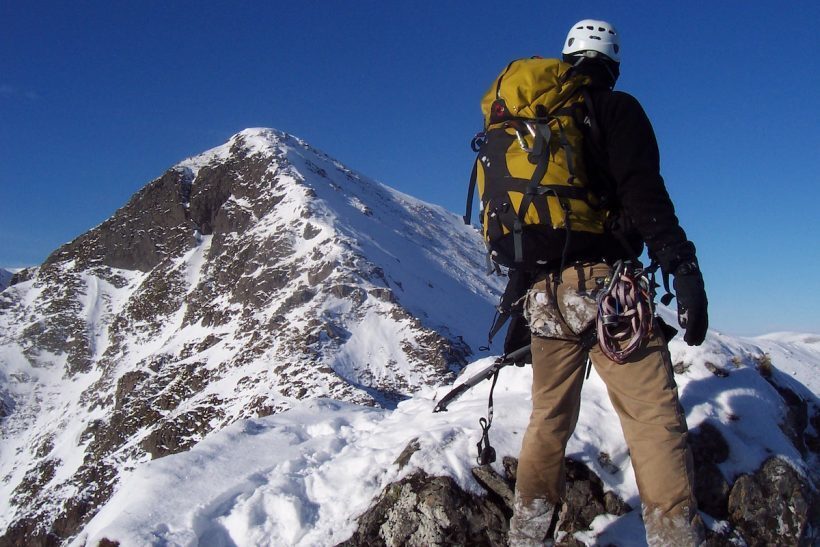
top-left (532, 184), bottom-right (588, 201)
top-left (555, 118), bottom-right (576, 184)
top-left (558, 199), bottom-right (572, 281)
top-left (513, 127), bottom-right (551, 263)
top-left (476, 371), bottom-right (499, 465)
top-left (660, 269), bottom-right (675, 306)
top-left (581, 88), bottom-right (603, 146)
top-left (512, 219), bottom-right (524, 263)
top-left (485, 308), bottom-right (511, 349)
top-left (464, 160), bottom-right (478, 225)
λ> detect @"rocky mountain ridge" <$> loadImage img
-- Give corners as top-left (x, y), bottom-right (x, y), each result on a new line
top-left (0, 128), bottom-right (503, 544)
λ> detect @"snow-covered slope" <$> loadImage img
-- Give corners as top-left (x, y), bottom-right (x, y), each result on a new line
top-left (0, 128), bottom-right (505, 542)
top-left (0, 268), bottom-right (12, 292)
top-left (75, 323), bottom-right (819, 546)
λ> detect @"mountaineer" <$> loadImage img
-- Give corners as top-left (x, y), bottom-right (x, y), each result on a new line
top-left (465, 19), bottom-right (709, 546)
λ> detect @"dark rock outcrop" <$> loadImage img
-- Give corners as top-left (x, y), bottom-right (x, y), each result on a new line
top-left (689, 421), bottom-right (731, 519)
top-left (44, 168), bottom-right (197, 273)
top-left (345, 447), bottom-right (819, 547)
top-left (727, 457), bottom-right (818, 546)
top-left (343, 457), bottom-right (631, 547)
top-left (339, 470), bottom-right (508, 547)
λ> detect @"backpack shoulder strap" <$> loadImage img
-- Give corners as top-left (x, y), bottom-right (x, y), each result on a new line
top-left (578, 87), bottom-right (617, 202)
top-left (581, 87), bottom-right (604, 148)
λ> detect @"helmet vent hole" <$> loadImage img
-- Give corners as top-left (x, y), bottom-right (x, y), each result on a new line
top-left (598, 27), bottom-right (605, 31)
top-left (586, 25), bottom-right (593, 30)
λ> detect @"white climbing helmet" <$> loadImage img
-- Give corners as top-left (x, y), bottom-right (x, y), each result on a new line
top-left (562, 19), bottom-right (620, 63)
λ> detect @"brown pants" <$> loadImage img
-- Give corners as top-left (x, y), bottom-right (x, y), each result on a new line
top-left (516, 263), bottom-right (699, 544)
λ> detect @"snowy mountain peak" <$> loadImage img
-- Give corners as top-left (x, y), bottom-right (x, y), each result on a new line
top-left (175, 127), bottom-right (289, 178)
top-left (0, 128), bottom-right (503, 542)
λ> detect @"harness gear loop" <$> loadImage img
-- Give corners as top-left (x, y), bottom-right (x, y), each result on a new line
top-left (596, 260), bottom-right (655, 363)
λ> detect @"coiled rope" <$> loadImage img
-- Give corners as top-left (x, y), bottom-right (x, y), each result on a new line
top-left (596, 260), bottom-right (655, 363)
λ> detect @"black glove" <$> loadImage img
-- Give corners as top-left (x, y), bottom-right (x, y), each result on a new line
top-left (673, 261), bottom-right (708, 346)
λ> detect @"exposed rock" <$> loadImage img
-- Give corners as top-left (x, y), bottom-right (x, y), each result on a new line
top-left (764, 375), bottom-right (814, 458)
top-left (690, 421), bottom-right (732, 519)
top-left (559, 459), bottom-right (630, 536)
top-left (502, 455), bottom-right (518, 483)
top-left (9, 267), bottom-right (35, 286)
top-left (603, 491), bottom-right (631, 517)
top-left (140, 403), bottom-right (223, 459)
top-left (344, 446), bottom-right (819, 547)
top-left (344, 457), bottom-right (631, 547)
top-left (673, 360), bottom-right (690, 374)
top-left (704, 361), bottom-right (730, 377)
top-left (472, 465), bottom-right (515, 512)
top-left (727, 457), bottom-right (817, 546)
top-left (596, 451), bottom-right (620, 475)
top-left (393, 438), bottom-right (421, 471)
top-left (303, 222), bottom-right (322, 240)
top-left (339, 471), bottom-right (508, 547)
top-left (44, 168), bottom-right (197, 272)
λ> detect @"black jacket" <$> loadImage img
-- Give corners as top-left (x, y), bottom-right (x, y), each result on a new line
top-left (576, 61), bottom-right (695, 273)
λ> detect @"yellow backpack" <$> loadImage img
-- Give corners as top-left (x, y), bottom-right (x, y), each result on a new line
top-left (464, 57), bottom-right (608, 270)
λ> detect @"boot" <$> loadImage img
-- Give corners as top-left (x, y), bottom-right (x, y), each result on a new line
top-left (508, 489), bottom-right (557, 547)
top-left (643, 504), bottom-right (705, 547)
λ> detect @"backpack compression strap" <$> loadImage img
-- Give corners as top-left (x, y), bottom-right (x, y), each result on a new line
top-left (464, 132), bottom-right (488, 225)
top-left (464, 160), bottom-right (478, 225)
top-left (512, 116), bottom-right (582, 268)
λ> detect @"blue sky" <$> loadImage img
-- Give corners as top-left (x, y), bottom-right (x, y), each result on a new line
top-left (1, 1), bottom-right (818, 336)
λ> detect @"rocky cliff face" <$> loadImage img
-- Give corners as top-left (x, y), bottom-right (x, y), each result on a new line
top-left (0, 128), bottom-right (502, 544)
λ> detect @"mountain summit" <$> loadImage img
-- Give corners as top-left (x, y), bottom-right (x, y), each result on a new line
top-left (0, 128), bottom-right (503, 542)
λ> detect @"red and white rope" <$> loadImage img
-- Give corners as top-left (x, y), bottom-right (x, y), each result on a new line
top-left (596, 262), bottom-right (654, 363)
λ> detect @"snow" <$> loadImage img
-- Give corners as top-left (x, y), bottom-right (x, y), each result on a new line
top-left (75, 325), bottom-right (818, 546)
